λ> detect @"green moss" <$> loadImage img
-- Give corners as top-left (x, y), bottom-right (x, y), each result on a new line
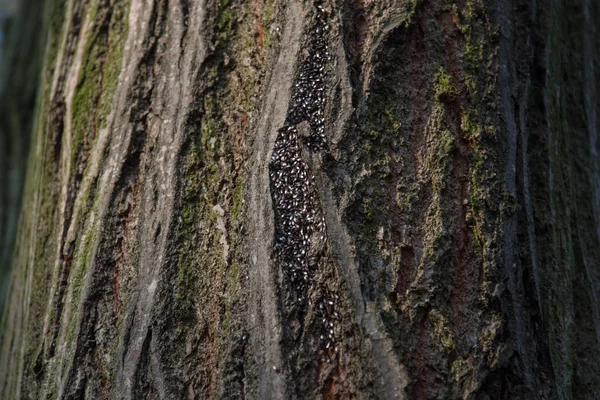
top-left (71, 3), bottom-right (102, 165)
top-left (461, 107), bottom-right (480, 139)
top-left (98, 0), bottom-right (129, 129)
top-left (408, 0), bottom-right (419, 17)
top-left (263, 0), bottom-right (275, 26)
top-left (463, 39), bottom-right (483, 91)
top-left (434, 66), bottom-right (458, 103)
top-left (385, 109), bottom-right (402, 132)
top-left (231, 176), bottom-right (245, 223)
top-left (221, 302), bottom-right (232, 336)
top-left (71, 0), bottom-right (130, 177)
top-left (424, 104), bottom-right (455, 193)
top-left (451, 358), bottom-right (466, 384)
top-left (216, 0), bottom-right (234, 43)
top-left (208, 66), bottom-right (219, 86)
top-left (262, 0), bottom-right (276, 47)
top-left (175, 143), bottom-right (206, 311)
top-left (429, 309), bottom-right (455, 352)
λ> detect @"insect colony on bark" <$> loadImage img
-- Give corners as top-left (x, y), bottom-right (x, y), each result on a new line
top-left (269, 0), bottom-right (339, 358)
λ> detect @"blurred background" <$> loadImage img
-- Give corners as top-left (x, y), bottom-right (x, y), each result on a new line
top-left (0, 0), bottom-right (45, 313)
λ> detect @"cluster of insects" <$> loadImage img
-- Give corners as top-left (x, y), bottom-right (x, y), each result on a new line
top-left (270, 125), bottom-right (326, 299)
top-left (269, 0), bottom-right (339, 356)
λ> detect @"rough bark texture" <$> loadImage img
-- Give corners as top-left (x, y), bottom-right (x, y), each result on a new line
top-left (1, 0), bottom-right (599, 399)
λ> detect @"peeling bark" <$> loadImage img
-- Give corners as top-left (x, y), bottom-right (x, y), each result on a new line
top-left (1, 0), bottom-right (599, 399)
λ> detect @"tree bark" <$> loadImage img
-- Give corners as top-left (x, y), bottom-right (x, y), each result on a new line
top-left (1, 0), bottom-right (599, 399)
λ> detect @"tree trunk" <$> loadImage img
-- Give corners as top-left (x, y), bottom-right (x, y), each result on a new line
top-left (1, 0), bottom-right (599, 398)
